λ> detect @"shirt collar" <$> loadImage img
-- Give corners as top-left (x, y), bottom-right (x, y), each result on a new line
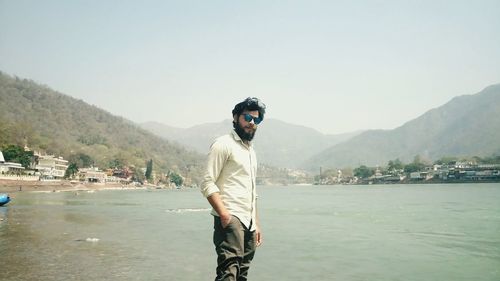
top-left (231, 129), bottom-right (252, 147)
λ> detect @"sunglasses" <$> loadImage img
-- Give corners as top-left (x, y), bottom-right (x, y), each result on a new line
top-left (243, 113), bottom-right (262, 125)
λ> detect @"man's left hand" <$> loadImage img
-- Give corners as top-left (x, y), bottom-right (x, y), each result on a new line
top-left (256, 226), bottom-right (263, 247)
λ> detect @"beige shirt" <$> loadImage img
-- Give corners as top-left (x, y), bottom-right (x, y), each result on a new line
top-left (200, 130), bottom-right (258, 231)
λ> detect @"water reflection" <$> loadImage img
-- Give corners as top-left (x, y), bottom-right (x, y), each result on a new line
top-left (0, 205), bottom-right (46, 281)
top-left (0, 199), bottom-right (137, 281)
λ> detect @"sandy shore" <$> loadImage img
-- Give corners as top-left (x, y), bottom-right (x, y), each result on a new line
top-left (0, 179), bottom-right (145, 193)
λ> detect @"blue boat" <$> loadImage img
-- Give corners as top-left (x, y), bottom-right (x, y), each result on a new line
top-left (0, 194), bottom-right (10, 206)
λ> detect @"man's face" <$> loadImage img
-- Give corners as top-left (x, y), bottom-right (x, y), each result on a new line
top-left (234, 110), bottom-right (260, 141)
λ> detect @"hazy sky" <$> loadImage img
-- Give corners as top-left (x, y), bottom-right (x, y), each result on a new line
top-left (1, 1), bottom-right (499, 134)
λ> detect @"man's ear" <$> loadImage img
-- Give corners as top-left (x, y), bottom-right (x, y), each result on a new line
top-left (233, 114), bottom-right (238, 123)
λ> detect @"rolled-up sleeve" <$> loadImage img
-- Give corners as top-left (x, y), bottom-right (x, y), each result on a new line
top-left (200, 140), bottom-right (229, 198)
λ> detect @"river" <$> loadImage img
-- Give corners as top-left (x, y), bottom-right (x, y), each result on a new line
top-left (1, 183), bottom-right (499, 281)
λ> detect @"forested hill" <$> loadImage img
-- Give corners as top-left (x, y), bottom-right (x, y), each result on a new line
top-left (0, 71), bottom-right (205, 179)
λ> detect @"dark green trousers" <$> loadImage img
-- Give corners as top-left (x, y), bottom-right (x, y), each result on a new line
top-left (213, 216), bottom-right (256, 281)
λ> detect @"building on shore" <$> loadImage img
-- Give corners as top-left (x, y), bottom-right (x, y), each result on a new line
top-left (78, 167), bottom-right (107, 183)
top-left (0, 151), bottom-right (26, 174)
top-left (34, 153), bottom-right (69, 179)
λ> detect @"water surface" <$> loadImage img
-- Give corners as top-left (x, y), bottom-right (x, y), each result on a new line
top-left (1, 184), bottom-right (499, 281)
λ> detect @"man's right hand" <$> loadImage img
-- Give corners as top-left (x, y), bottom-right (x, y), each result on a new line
top-left (207, 193), bottom-right (232, 228)
top-left (220, 213), bottom-right (232, 228)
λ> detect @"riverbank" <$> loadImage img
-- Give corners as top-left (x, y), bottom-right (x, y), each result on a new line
top-left (0, 179), bottom-right (144, 193)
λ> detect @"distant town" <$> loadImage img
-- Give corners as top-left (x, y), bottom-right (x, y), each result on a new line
top-left (1, 144), bottom-right (499, 188)
top-left (0, 145), bottom-right (182, 188)
top-left (315, 162), bottom-right (500, 185)
top-left (258, 157), bottom-right (500, 186)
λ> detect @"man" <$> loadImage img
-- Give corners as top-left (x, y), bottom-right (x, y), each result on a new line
top-left (200, 97), bottom-right (266, 281)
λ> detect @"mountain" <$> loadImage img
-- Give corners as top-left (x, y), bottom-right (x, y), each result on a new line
top-left (304, 84), bottom-right (500, 170)
top-left (0, 71), bottom-right (205, 180)
top-left (141, 120), bottom-right (233, 153)
top-left (255, 120), bottom-right (360, 168)
top-left (141, 119), bottom-right (361, 168)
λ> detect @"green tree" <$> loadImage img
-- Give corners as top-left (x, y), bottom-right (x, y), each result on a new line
top-left (387, 159), bottom-right (404, 172)
top-left (108, 157), bottom-right (126, 169)
top-left (169, 171), bottom-right (183, 187)
top-left (68, 153), bottom-right (94, 168)
top-left (1, 144), bottom-right (34, 168)
top-left (130, 166), bottom-right (146, 184)
top-left (404, 155), bottom-right (426, 173)
top-left (145, 159), bottom-right (153, 180)
top-left (64, 163), bottom-right (79, 179)
top-left (404, 163), bottom-right (423, 173)
top-left (353, 165), bottom-right (374, 179)
top-left (2, 144), bottom-right (23, 162)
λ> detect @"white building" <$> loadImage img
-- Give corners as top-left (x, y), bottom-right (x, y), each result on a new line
top-left (35, 154), bottom-right (68, 179)
top-left (0, 151), bottom-right (26, 174)
top-left (79, 167), bottom-right (107, 183)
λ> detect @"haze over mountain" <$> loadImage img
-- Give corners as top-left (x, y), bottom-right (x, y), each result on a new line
top-left (304, 84), bottom-right (500, 170)
top-left (142, 84), bottom-right (500, 172)
top-left (140, 119), bottom-right (360, 169)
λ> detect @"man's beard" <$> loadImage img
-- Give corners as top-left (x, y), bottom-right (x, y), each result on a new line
top-left (233, 120), bottom-right (257, 141)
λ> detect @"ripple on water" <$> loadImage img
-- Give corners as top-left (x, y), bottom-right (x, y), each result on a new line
top-left (165, 208), bottom-right (211, 213)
